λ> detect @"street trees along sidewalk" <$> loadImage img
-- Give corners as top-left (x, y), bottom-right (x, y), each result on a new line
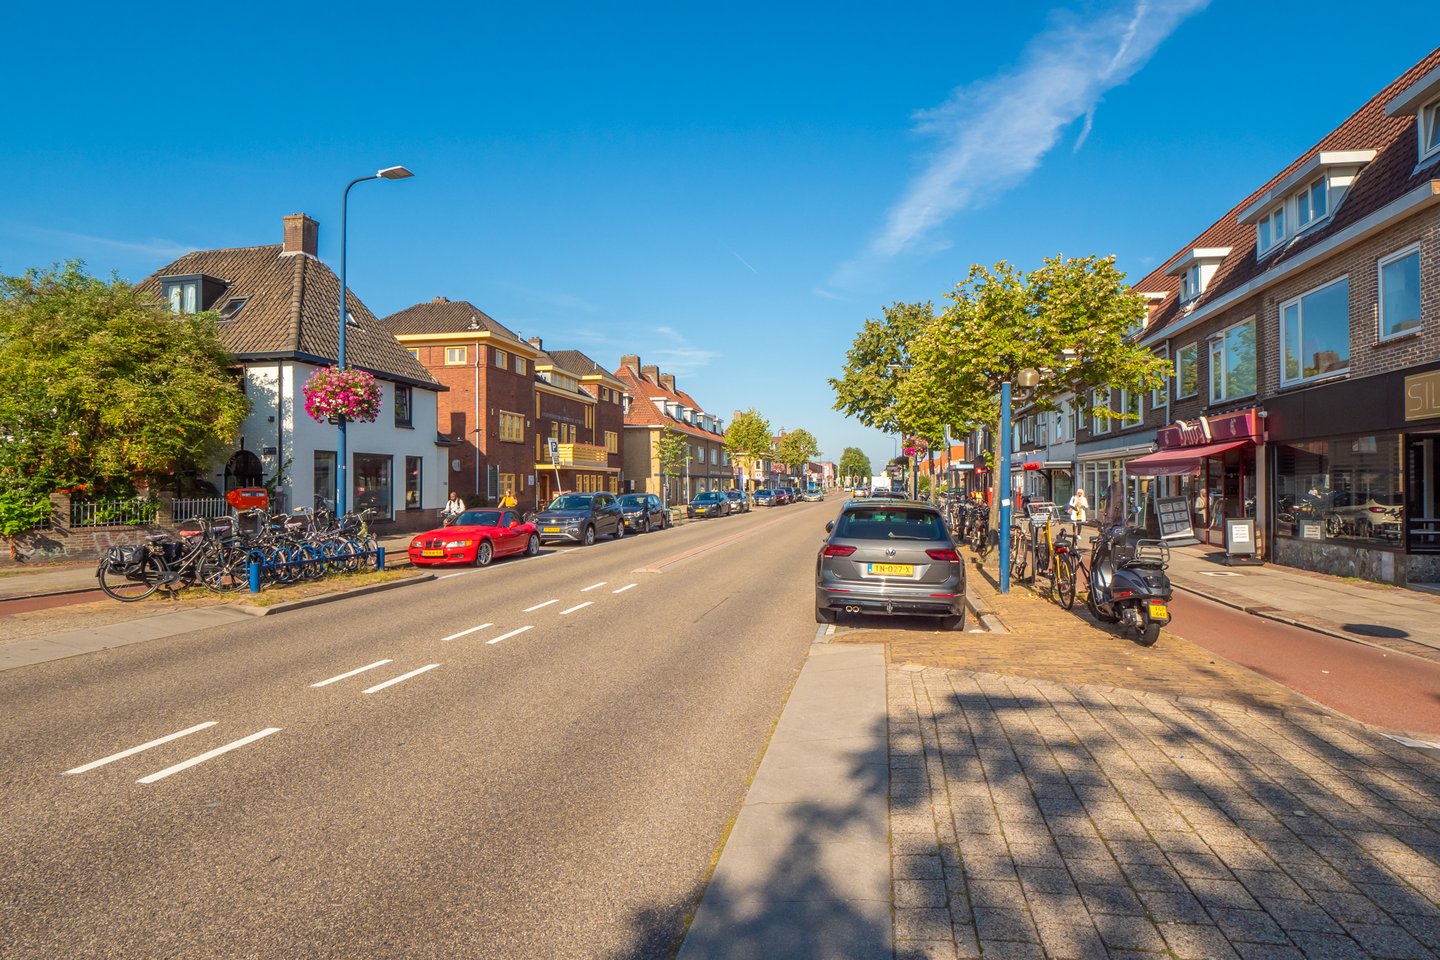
top-left (839, 447), bottom-right (871, 486)
top-left (831, 256), bottom-right (1169, 498)
top-left (0, 262), bottom-right (250, 536)
top-left (656, 425), bottom-right (692, 506)
top-left (774, 428), bottom-right (819, 478)
top-left (723, 408), bottom-right (773, 478)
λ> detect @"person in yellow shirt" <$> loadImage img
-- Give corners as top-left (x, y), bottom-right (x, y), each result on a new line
top-left (499, 489), bottom-right (518, 510)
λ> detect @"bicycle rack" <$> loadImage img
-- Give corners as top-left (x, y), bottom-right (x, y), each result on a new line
top-left (246, 546), bottom-right (385, 593)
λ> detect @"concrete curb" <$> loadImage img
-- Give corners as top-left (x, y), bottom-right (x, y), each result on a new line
top-left (0, 584), bottom-right (102, 603)
top-left (965, 557), bottom-right (1010, 634)
top-left (228, 572), bottom-right (435, 617)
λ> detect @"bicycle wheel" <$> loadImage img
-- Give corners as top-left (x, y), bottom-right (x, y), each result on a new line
top-left (1010, 532), bottom-right (1028, 581)
top-left (297, 543), bottom-right (325, 581)
top-left (1055, 553), bottom-right (1077, 609)
top-left (338, 538), bottom-right (363, 573)
top-left (97, 556), bottom-right (162, 602)
top-left (201, 543), bottom-right (249, 593)
top-left (1034, 537), bottom-right (1051, 579)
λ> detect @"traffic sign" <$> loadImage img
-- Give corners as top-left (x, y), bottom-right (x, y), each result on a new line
top-left (547, 437), bottom-right (560, 465)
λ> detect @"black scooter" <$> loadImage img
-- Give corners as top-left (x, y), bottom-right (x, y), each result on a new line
top-left (1086, 523), bottom-right (1173, 646)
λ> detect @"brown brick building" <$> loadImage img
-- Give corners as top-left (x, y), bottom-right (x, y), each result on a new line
top-left (527, 341), bottom-right (627, 504)
top-left (613, 356), bottom-right (731, 504)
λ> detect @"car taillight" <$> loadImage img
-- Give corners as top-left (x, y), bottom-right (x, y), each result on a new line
top-left (926, 548), bottom-right (960, 562)
top-left (823, 544), bottom-right (856, 558)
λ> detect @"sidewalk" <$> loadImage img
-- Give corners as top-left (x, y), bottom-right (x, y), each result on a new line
top-left (1166, 544), bottom-right (1440, 653)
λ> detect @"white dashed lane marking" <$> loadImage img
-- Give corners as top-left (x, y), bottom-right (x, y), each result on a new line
top-left (136, 727), bottom-right (283, 784)
top-left (362, 664), bottom-right (440, 694)
top-left (580, 582), bottom-right (608, 592)
top-left (524, 599), bottom-right (559, 612)
top-left (487, 626), bottom-right (533, 645)
top-left (64, 722), bottom-right (219, 776)
top-left (560, 602), bottom-right (592, 615)
top-left (612, 583), bottom-right (638, 594)
top-left (439, 623), bottom-right (493, 642)
top-left (311, 659), bottom-right (394, 687)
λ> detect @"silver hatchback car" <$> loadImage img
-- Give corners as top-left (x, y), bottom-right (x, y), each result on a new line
top-left (815, 500), bottom-right (966, 630)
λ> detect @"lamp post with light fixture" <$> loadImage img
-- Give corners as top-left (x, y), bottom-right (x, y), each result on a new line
top-left (998, 367), bottom-right (1040, 594)
top-left (336, 165), bottom-right (413, 515)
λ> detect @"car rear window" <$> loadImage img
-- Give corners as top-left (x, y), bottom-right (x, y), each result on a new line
top-left (834, 508), bottom-right (948, 541)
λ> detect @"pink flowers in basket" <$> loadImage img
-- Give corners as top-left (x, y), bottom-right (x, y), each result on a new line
top-left (302, 366), bottom-right (382, 423)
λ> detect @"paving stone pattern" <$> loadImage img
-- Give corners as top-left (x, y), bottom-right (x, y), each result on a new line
top-left (888, 665), bottom-right (1440, 959)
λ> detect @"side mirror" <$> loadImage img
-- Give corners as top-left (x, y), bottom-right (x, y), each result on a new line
top-left (825, 520), bottom-right (835, 533)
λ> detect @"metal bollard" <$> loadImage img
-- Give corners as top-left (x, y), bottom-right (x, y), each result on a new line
top-left (376, 546), bottom-right (385, 571)
top-left (249, 560), bottom-right (261, 593)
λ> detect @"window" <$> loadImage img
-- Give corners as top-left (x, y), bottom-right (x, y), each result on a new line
top-left (407, 348), bottom-right (420, 361)
top-left (405, 456), bottom-right (422, 509)
top-left (1275, 436), bottom-right (1401, 545)
top-left (1091, 389), bottom-right (1110, 435)
top-left (1175, 343), bottom-right (1199, 398)
top-left (494, 349), bottom-right (507, 369)
top-left (166, 280), bottom-right (199, 314)
top-left (514, 356), bottom-right (526, 375)
top-left (499, 410), bottom-right (525, 442)
top-left (444, 346), bottom-right (467, 365)
top-left (499, 473), bottom-right (517, 499)
top-left (1180, 265), bottom-right (1203, 303)
top-left (1379, 245), bottom-right (1422, 341)
top-left (1152, 350), bottom-right (1168, 410)
top-left (217, 297), bottom-right (248, 321)
top-left (584, 406), bottom-right (593, 430)
top-left (1281, 277), bottom-right (1350, 386)
top-left (1119, 388), bottom-right (1142, 426)
top-left (1207, 318), bottom-right (1257, 403)
top-left (394, 384), bottom-right (412, 427)
top-left (605, 430), bottom-right (618, 454)
top-left (1257, 207), bottom-right (1287, 255)
top-left (314, 451), bottom-right (337, 513)
top-left (353, 454), bottom-right (393, 521)
top-left (1296, 176), bottom-right (1328, 229)
top-left (1424, 99), bottom-right (1440, 160)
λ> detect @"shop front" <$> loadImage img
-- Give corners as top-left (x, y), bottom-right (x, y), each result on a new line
top-left (1075, 441), bottom-right (1156, 527)
top-left (1265, 365), bottom-right (1440, 585)
top-left (1013, 454), bottom-right (1074, 506)
top-left (1125, 409), bottom-right (1263, 549)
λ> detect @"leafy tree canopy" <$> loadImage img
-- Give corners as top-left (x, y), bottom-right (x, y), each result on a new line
top-left (723, 408), bottom-right (772, 460)
top-left (655, 425), bottom-right (691, 505)
top-left (838, 446), bottom-right (871, 483)
top-left (828, 300), bottom-right (935, 440)
top-left (0, 262), bottom-right (250, 535)
top-left (774, 428), bottom-right (819, 471)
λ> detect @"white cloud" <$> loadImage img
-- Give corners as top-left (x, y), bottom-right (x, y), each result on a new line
top-left (7, 222), bottom-right (194, 260)
top-left (835, 0), bottom-right (1207, 283)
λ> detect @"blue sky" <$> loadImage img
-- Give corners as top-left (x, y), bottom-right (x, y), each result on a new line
top-left (3, 1), bottom-right (1435, 472)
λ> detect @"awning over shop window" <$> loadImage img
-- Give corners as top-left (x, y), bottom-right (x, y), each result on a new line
top-left (1125, 440), bottom-right (1250, 477)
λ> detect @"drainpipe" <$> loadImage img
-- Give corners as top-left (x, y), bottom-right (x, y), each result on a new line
top-left (474, 342), bottom-right (481, 500)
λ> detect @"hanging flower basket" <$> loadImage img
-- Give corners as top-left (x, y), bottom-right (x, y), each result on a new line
top-left (303, 367), bottom-right (382, 424)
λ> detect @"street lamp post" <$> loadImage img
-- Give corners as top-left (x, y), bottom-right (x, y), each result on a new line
top-left (336, 165), bottom-right (413, 515)
top-left (998, 368), bottom-right (1040, 594)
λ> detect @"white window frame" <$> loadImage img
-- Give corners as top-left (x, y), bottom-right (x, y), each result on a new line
top-left (1280, 275), bottom-right (1351, 387)
top-left (494, 348), bottom-right (507, 369)
top-left (1421, 98), bottom-right (1440, 162)
top-left (1378, 243), bottom-right (1423, 343)
top-left (1091, 389), bottom-right (1110, 436)
top-left (1207, 317), bottom-right (1257, 405)
top-left (1180, 265), bottom-right (1202, 304)
top-left (1151, 347), bottom-right (1169, 412)
top-left (1295, 175), bottom-right (1329, 231)
top-left (1256, 206), bottom-right (1287, 256)
top-left (1174, 343), bottom-right (1199, 399)
top-left (444, 346), bottom-right (467, 366)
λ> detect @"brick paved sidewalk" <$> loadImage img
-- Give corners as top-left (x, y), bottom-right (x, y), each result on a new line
top-left (889, 664), bottom-right (1440, 959)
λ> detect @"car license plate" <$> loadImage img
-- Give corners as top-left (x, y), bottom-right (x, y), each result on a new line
top-left (421, 549), bottom-right (444, 558)
top-left (1148, 601), bottom-right (1168, 619)
top-left (869, 563), bottom-right (913, 576)
top-left (543, 526), bottom-right (560, 533)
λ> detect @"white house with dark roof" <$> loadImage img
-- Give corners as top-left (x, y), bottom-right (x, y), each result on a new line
top-left (137, 213), bottom-right (446, 531)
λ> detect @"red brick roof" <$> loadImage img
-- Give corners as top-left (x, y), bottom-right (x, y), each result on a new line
top-left (1135, 48), bottom-right (1440, 342)
top-left (612, 363), bottom-right (726, 442)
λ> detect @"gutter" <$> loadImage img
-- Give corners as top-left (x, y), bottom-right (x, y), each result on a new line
top-left (1142, 179), bottom-right (1440, 348)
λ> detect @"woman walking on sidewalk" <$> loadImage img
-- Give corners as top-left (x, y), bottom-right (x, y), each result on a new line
top-left (1067, 487), bottom-right (1089, 536)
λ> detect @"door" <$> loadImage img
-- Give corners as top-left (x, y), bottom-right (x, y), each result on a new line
top-left (500, 510), bottom-right (525, 554)
top-left (1407, 434), bottom-right (1440, 554)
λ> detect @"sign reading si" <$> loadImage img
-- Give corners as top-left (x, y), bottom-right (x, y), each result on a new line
top-left (1405, 370), bottom-right (1440, 422)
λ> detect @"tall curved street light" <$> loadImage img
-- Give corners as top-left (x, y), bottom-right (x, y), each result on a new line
top-left (998, 367), bottom-right (1041, 594)
top-left (337, 165), bottom-right (413, 515)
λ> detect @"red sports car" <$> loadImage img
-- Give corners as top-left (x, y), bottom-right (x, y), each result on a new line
top-left (407, 508), bottom-right (540, 567)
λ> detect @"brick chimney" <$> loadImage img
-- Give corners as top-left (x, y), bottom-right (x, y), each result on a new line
top-left (433, 296), bottom-right (449, 303)
top-left (528, 336), bottom-right (543, 351)
top-left (620, 354), bottom-right (641, 374)
top-left (659, 373), bottom-right (676, 393)
top-left (281, 213), bottom-right (318, 257)
top-left (641, 364), bottom-right (660, 384)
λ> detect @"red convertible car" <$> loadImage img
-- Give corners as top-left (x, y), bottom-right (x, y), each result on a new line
top-left (407, 509), bottom-right (540, 567)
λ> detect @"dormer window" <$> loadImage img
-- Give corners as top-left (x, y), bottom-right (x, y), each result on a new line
top-left (160, 274), bottom-right (227, 314)
top-left (1239, 151), bottom-right (1375, 256)
top-left (1166, 249), bottom-right (1230, 305)
top-left (1424, 98), bottom-right (1440, 160)
top-left (1295, 176), bottom-right (1329, 229)
top-left (1257, 207), bottom-right (1286, 255)
top-left (1386, 65), bottom-right (1440, 165)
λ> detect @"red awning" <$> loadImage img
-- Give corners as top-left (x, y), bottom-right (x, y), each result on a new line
top-left (1125, 439), bottom-right (1251, 477)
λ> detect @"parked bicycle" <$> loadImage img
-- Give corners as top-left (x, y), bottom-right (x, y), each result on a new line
top-left (96, 516), bottom-right (248, 602)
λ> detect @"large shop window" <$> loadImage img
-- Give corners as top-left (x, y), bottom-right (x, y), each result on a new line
top-left (1281, 278), bottom-right (1350, 386)
top-left (1208, 318), bottom-right (1257, 403)
top-left (1275, 435), bottom-right (1401, 546)
top-left (353, 454), bottom-right (394, 521)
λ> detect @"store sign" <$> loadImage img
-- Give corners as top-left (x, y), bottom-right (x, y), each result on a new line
top-left (1404, 370), bottom-right (1440, 422)
top-left (1157, 409), bottom-right (1261, 448)
top-left (1154, 496), bottom-right (1194, 541)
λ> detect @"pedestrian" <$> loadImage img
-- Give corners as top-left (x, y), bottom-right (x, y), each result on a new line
top-left (499, 489), bottom-right (518, 510)
top-left (442, 490), bottom-right (466, 525)
top-left (1067, 487), bottom-right (1089, 536)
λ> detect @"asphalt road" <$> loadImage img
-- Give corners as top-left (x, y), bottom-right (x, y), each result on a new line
top-left (1165, 590), bottom-right (1440, 738)
top-left (0, 502), bottom-right (836, 959)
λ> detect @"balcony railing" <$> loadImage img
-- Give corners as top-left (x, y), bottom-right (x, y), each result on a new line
top-left (556, 443), bottom-right (608, 466)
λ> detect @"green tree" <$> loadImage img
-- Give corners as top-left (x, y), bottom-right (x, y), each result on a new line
top-left (723, 407), bottom-right (771, 490)
top-left (828, 300), bottom-right (937, 445)
top-left (838, 446), bottom-right (871, 485)
top-left (0, 262), bottom-right (250, 536)
top-left (655, 425), bottom-right (691, 506)
top-left (775, 428), bottom-right (820, 476)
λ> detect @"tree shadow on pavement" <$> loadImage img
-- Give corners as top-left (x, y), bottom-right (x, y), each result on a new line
top-left (888, 666), bottom-right (1440, 958)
